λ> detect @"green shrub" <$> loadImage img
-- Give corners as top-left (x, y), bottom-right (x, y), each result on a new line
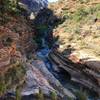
top-left (0, 0), bottom-right (20, 13)
top-left (95, 4), bottom-right (100, 11)
top-left (89, 7), bottom-right (96, 15)
top-left (96, 12), bottom-right (100, 19)
top-left (73, 7), bottom-right (89, 22)
top-left (50, 91), bottom-right (57, 100)
top-left (0, 62), bottom-right (26, 96)
top-left (75, 90), bottom-right (88, 100)
top-left (0, 82), bottom-right (6, 96)
top-left (74, 27), bottom-right (81, 34)
top-left (78, 0), bottom-right (90, 4)
top-left (67, 97), bottom-right (74, 100)
top-left (37, 88), bottom-right (44, 100)
top-left (2, 37), bottom-right (13, 46)
top-left (16, 87), bottom-right (21, 100)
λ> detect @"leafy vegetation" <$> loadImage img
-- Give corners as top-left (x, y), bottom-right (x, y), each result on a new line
top-left (50, 91), bottom-right (57, 100)
top-left (52, 0), bottom-right (100, 59)
top-left (75, 90), bottom-right (88, 100)
top-left (77, 0), bottom-right (90, 4)
top-left (0, 62), bottom-right (26, 96)
top-left (67, 97), bottom-right (74, 100)
top-left (73, 7), bottom-right (89, 22)
top-left (0, 0), bottom-right (20, 13)
top-left (37, 88), bottom-right (44, 100)
top-left (0, 0), bottom-right (22, 25)
top-left (16, 87), bottom-right (21, 100)
top-left (0, 82), bottom-right (7, 96)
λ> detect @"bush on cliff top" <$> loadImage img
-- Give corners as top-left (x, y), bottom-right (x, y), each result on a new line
top-left (0, 0), bottom-right (20, 13)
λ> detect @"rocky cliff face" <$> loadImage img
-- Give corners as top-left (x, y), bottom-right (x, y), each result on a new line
top-left (0, 0), bottom-right (57, 99)
top-left (48, 0), bottom-right (100, 98)
top-left (0, 16), bottom-right (37, 52)
top-left (0, 9), bottom-right (37, 97)
top-left (0, 0), bottom-right (100, 99)
top-left (0, 14), bottom-right (37, 77)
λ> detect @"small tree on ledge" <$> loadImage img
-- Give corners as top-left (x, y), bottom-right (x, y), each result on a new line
top-left (0, 0), bottom-right (20, 14)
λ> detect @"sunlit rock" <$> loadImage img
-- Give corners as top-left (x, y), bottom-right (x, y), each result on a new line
top-left (21, 0), bottom-right (48, 13)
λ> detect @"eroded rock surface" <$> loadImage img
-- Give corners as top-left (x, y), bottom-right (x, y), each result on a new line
top-left (49, 50), bottom-right (100, 96)
top-left (32, 60), bottom-right (75, 98)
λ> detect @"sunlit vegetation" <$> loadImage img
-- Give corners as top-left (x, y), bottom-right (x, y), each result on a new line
top-left (37, 88), bottom-right (44, 100)
top-left (0, 62), bottom-right (26, 96)
top-left (50, 91), bottom-right (57, 100)
top-left (77, 0), bottom-right (90, 4)
top-left (72, 7), bottom-right (89, 22)
top-left (0, 0), bottom-right (20, 13)
top-left (16, 87), bottom-right (21, 100)
top-left (57, 2), bottom-right (100, 53)
top-left (0, 0), bottom-right (21, 25)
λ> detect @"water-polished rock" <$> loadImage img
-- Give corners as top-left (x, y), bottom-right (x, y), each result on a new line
top-left (22, 63), bottom-right (54, 96)
top-left (32, 60), bottom-right (76, 99)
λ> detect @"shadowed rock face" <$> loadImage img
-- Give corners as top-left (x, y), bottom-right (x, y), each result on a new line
top-left (21, 0), bottom-right (48, 13)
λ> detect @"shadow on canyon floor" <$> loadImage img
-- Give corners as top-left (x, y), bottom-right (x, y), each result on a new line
top-left (33, 8), bottom-right (65, 48)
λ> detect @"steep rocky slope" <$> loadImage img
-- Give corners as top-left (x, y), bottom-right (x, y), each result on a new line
top-left (48, 0), bottom-right (100, 98)
top-left (0, 5), bottom-right (37, 97)
top-left (0, 1), bottom-right (74, 99)
top-left (49, 0), bottom-right (100, 60)
top-left (0, 0), bottom-right (100, 99)
top-left (0, 13), bottom-right (75, 99)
